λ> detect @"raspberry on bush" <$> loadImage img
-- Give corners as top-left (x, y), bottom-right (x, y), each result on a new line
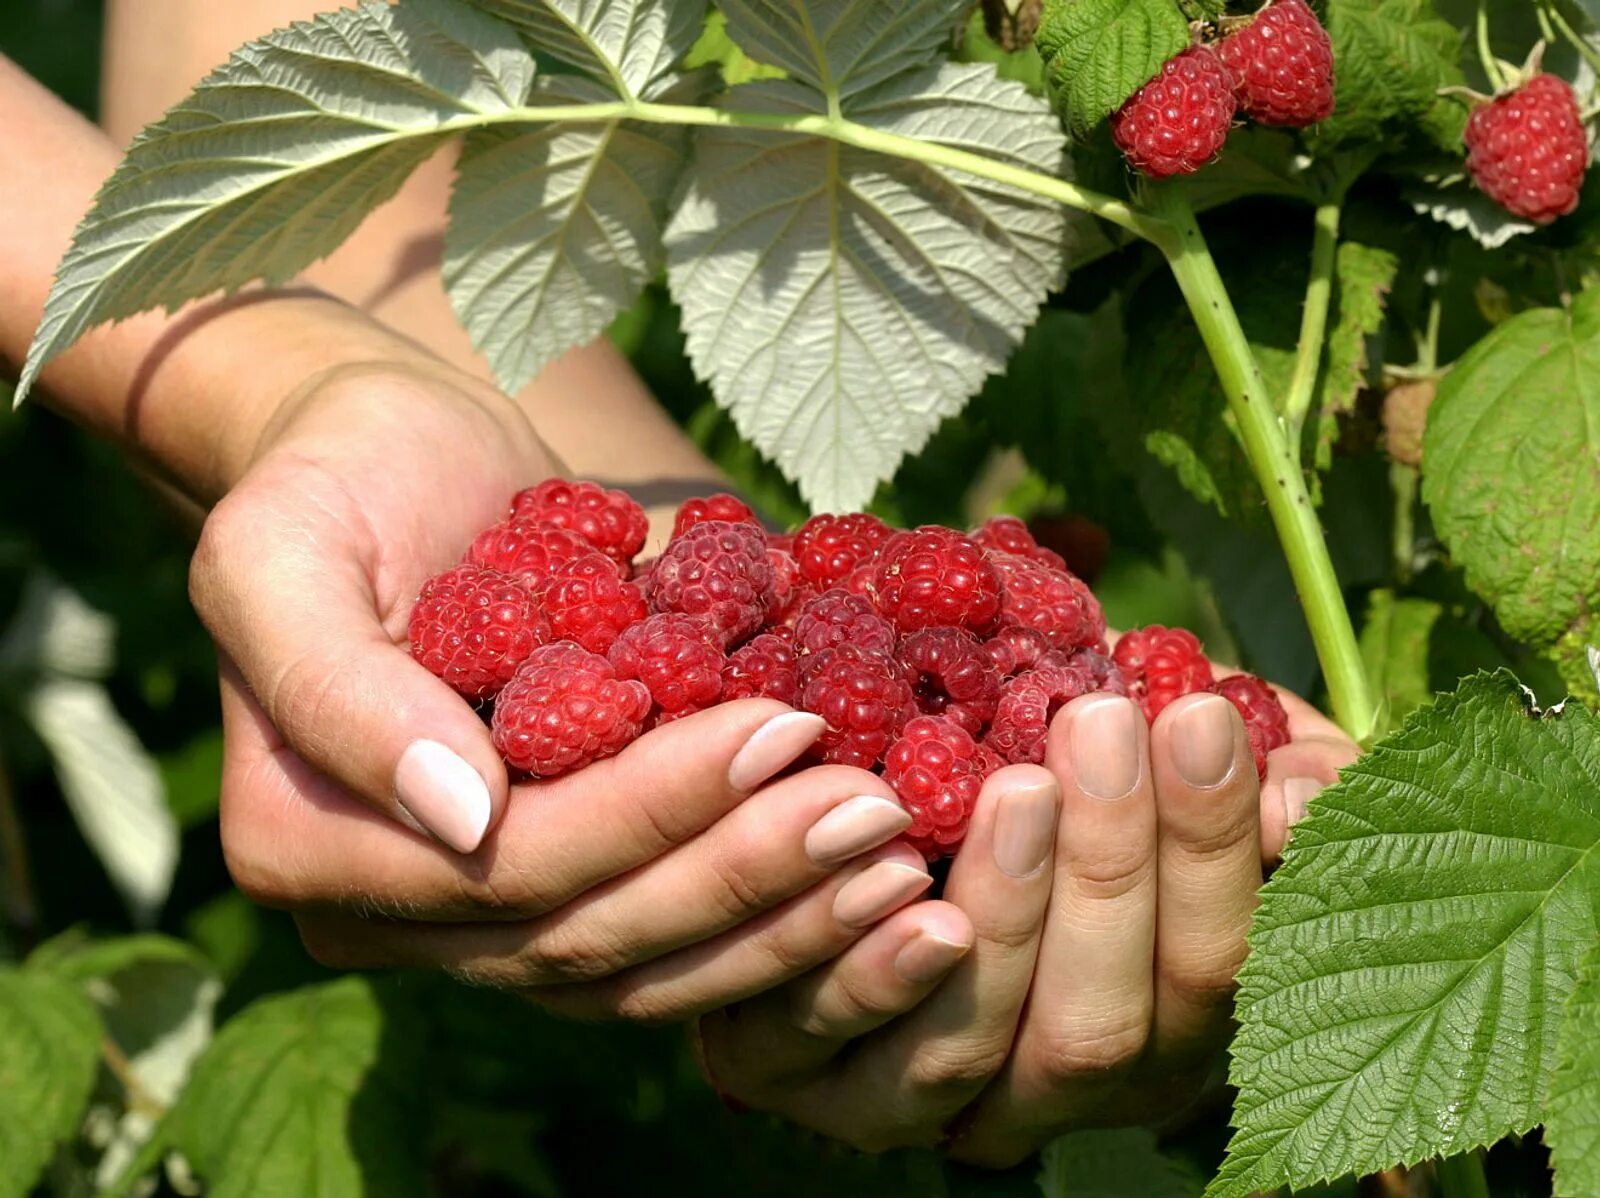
top-left (409, 564), bottom-right (549, 701)
top-left (1113, 624), bottom-right (1215, 723)
top-left (884, 716), bottom-right (987, 860)
top-left (1216, 0), bottom-right (1336, 128)
top-left (799, 643), bottom-right (916, 770)
top-left (538, 549), bottom-right (649, 655)
top-left (491, 643), bottom-right (651, 777)
top-left (872, 526), bottom-right (1002, 635)
top-left (607, 613), bottom-right (725, 720)
top-left (1465, 74), bottom-right (1590, 225)
top-left (1111, 46), bottom-right (1237, 179)
top-left (510, 479), bottom-right (648, 567)
top-left (791, 512), bottom-right (892, 589)
top-left (646, 520), bottom-right (775, 646)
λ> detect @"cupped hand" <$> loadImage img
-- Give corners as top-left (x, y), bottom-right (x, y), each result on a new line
top-left (194, 364), bottom-right (939, 1019)
top-left (696, 682), bottom-right (1359, 1159)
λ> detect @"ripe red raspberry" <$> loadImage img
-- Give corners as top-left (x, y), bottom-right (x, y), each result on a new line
top-left (985, 622), bottom-right (1053, 677)
top-left (673, 493), bottom-right (760, 538)
top-left (491, 644), bottom-right (650, 777)
top-left (1113, 625), bottom-right (1215, 723)
top-left (984, 651), bottom-right (1122, 765)
top-left (646, 521), bottom-right (775, 646)
top-left (767, 531), bottom-right (797, 555)
top-left (792, 512), bottom-right (893, 589)
top-left (1465, 75), bottom-right (1591, 225)
top-left (872, 526), bottom-right (1002, 635)
top-left (607, 614), bottom-right (725, 719)
top-left (510, 479), bottom-right (648, 567)
top-left (897, 627), bottom-right (1002, 737)
top-left (885, 716), bottom-right (986, 861)
top-left (409, 565), bottom-right (549, 701)
top-left (466, 519), bottom-right (603, 587)
top-left (1216, 0), bottom-right (1335, 128)
top-left (792, 590), bottom-right (897, 659)
top-left (766, 548), bottom-right (817, 629)
top-left (971, 515), bottom-right (1067, 571)
top-left (799, 644), bottom-right (916, 769)
top-left (722, 633), bottom-right (800, 705)
top-left (538, 550), bottom-right (648, 655)
top-left (989, 553), bottom-right (1105, 652)
top-left (1111, 47), bottom-right (1237, 179)
top-left (1213, 673), bottom-right (1291, 779)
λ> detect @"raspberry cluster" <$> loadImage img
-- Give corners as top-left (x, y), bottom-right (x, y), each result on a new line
top-left (408, 486), bottom-right (1292, 856)
top-left (1111, 0), bottom-right (1336, 180)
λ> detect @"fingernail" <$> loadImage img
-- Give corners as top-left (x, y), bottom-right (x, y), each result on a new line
top-left (833, 862), bottom-right (931, 928)
top-left (728, 711), bottom-right (827, 792)
top-left (1071, 697), bottom-right (1141, 800)
top-left (1171, 696), bottom-right (1237, 789)
top-left (805, 796), bottom-right (912, 867)
top-left (992, 780), bottom-right (1059, 878)
top-left (395, 740), bottom-right (492, 853)
top-left (1283, 775), bottom-right (1323, 828)
top-left (894, 931), bottom-right (972, 984)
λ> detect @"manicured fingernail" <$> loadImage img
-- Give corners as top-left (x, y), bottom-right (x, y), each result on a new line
top-left (805, 796), bottom-right (912, 867)
top-left (992, 780), bottom-right (1059, 878)
top-left (1071, 697), bottom-right (1142, 799)
top-left (395, 740), bottom-right (491, 853)
top-left (728, 712), bottom-right (827, 792)
top-left (833, 862), bottom-right (931, 928)
top-left (894, 931), bottom-right (972, 984)
top-left (1283, 776), bottom-right (1323, 828)
top-left (1171, 696), bottom-right (1237, 788)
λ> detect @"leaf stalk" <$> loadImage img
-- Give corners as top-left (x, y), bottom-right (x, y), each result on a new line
top-left (1435, 1149), bottom-right (1492, 1198)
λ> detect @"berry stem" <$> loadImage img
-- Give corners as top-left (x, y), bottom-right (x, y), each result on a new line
top-left (1145, 184), bottom-right (1378, 744)
top-left (1475, 1), bottom-right (1509, 92)
top-left (1435, 1149), bottom-right (1493, 1198)
top-left (1543, 0), bottom-right (1600, 79)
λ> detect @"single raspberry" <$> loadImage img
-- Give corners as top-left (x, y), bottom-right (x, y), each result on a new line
top-left (607, 614), bottom-right (725, 719)
top-left (971, 515), bottom-right (1067, 571)
top-left (792, 590), bottom-right (897, 660)
top-left (766, 548), bottom-right (817, 629)
top-left (798, 644), bottom-right (916, 769)
top-left (722, 633), bottom-right (800, 705)
top-left (1465, 74), bottom-right (1590, 225)
top-left (984, 652), bottom-right (1122, 765)
top-left (985, 623), bottom-right (1053, 677)
top-left (792, 512), bottom-right (893, 590)
top-left (409, 565), bottom-right (549, 701)
top-left (1113, 625), bottom-right (1215, 723)
top-left (1213, 673), bottom-right (1291, 779)
top-left (872, 526), bottom-right (1002, 635)
top-left (1216, 0), bottom-right (1335, 128)
top-left (645, 521), bottom-right (775, 647)
top-left (897, 627), bottom-right (1002, 737)
top-left (1111, 47), bottom-right (1237, 179)
top-left (491, 644), bottom-right (651, 777)
top-left (884, 716), bottom-right (986, 861)
top-left (538, 550), bottom-right (648, 655)
top-left (466, 519), bottom-right (603, 587)
top-left (510, 479), bottom-right (648, 567)
top-left (842, 562), bottom-right (879, 599)
top-left (989, 553), bottom-right (1105, 652)
top-left (673, 493), bottom-right (760, 539)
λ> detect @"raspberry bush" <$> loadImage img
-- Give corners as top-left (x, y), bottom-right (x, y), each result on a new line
top-left (7, 1), bottom-right (1600, 1197)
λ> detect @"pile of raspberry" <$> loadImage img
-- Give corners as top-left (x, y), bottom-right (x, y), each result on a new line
top-left (408, 482), bottom-right (1290, 860)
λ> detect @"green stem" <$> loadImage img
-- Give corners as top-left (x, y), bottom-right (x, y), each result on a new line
top-left (1390, 461), bottom-right (1417, 584)
top-left (1146, 185), bottom-right (1377, 742)
top-left (1476, 1), bottom-right (1509, 90)
top-left (1283, 196), bottom-right (1345, 441)
top-left (1545, 1), bottom-right (1600, 78)
top-left (1435, 1150), bottom-right (1492, 1198)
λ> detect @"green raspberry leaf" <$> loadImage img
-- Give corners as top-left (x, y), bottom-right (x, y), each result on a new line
top-left (1209, 672), bottom-right (1600, 1198)
top-left (1358, 589), bottom-right (1441, 736)
top-left (167, 977), bottom-right (426, 1198)
top-left (1315, 241), bottom-right (1397, 475)
top-left (666, 65), bottom-right (1068, 511)
top-left (1313, 0), bottom-right (1465, 154)
top-left (1548, 942), bottom-right (1600, 1198)
top-left (1035, 0), bottom-right (1192, 141)
top-left (1421, 289), bottom-right (1600, 670)
top-left (17, 0), bottom-right (537, 405)
top-left (0, 965), bottom-right (103, 1198)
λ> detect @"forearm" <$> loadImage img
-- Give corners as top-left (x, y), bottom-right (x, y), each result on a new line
top-left (100, 0), bottom-right (728, 505)
top-left (0, 56), bottom-right (448, 505)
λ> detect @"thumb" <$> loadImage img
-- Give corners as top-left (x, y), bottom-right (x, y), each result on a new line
top-left (192, 507), bottom-right (508, 854)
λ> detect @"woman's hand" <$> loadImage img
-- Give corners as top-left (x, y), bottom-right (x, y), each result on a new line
top-left (695, 686), bottom-right (1359, 1158)
top-left (194, 363), bottom-right (934, 1019)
